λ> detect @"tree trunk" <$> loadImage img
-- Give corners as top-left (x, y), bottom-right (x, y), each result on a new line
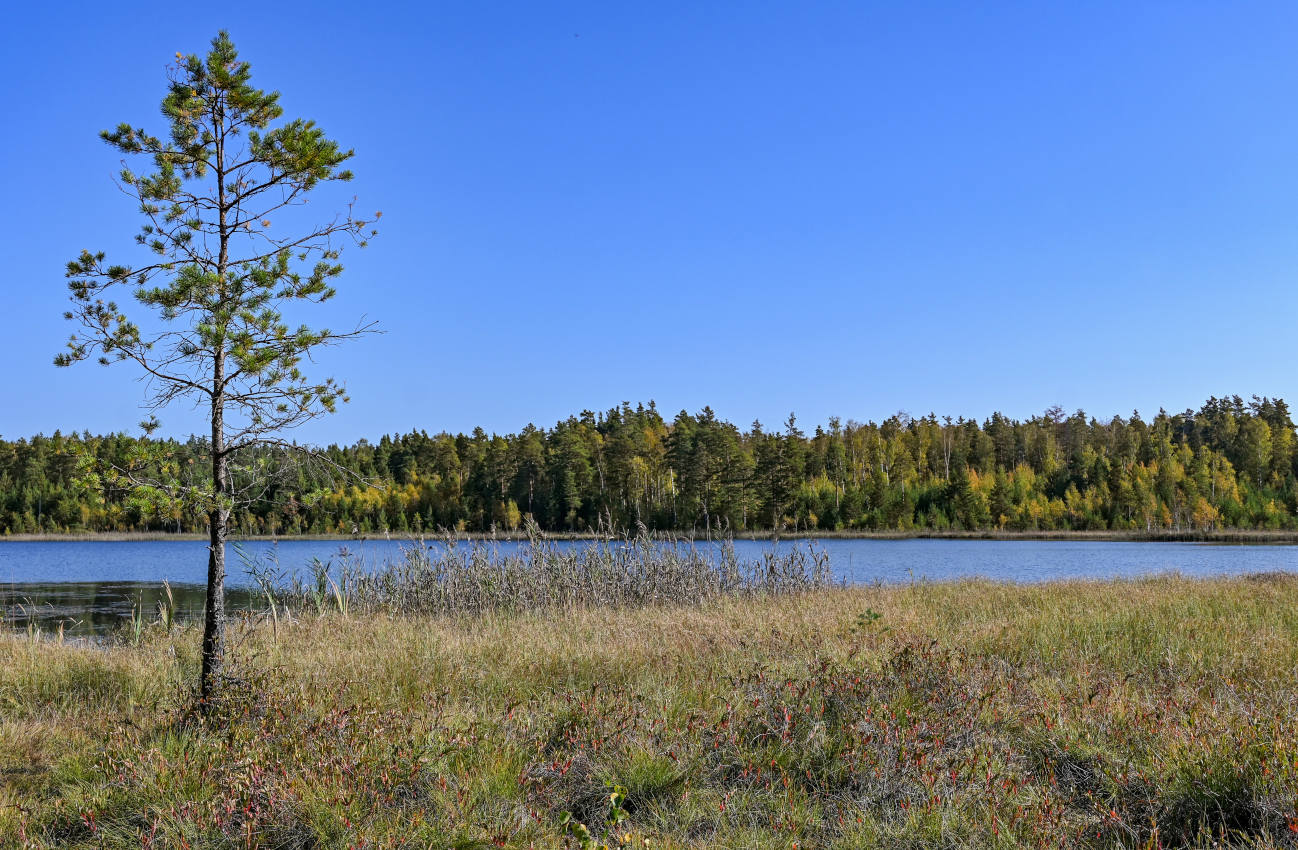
top-left (200, 399), bottom-right (228, 708)
top-left (202, 92), bottom-right (229, 711)
top-left (200, 508), bottom-right (227, 706)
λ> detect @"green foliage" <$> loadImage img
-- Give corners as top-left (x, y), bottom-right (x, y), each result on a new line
top-left (4, 395), bottom-right (1297, 535)
top-left (851, 607), bottom-right (887, 635)
top-left (559, 784), bottom-right (631, 849)
top-left (55, 31), bottom-right (377, 519)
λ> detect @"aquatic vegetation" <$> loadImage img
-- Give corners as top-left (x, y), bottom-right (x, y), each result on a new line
top-left (276, 532), bottom-right (834, 616)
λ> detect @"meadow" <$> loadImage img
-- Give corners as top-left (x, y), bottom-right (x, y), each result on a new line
top-left (2, 549), bottom-right (1296, 848)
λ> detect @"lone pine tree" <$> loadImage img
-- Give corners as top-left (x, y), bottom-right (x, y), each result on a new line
top-left (57, 32), bottom-right (378, 707)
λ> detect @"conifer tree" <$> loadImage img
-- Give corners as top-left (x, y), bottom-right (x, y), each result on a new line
top-left (57, 32), bottom-right (378, 708)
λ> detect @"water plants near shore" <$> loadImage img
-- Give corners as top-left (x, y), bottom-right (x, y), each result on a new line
top-left (274, 534), bottom-right (834, 617)
top-left (3, 573), bottom-right (1296, 848)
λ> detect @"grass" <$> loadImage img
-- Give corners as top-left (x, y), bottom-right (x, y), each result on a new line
top-left (2, 572), bottom-right (1297, 848)
top-left (275, 535), bottom-right (834, 617)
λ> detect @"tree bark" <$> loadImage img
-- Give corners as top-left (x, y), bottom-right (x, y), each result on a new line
top-left (200, 356), bottom-right (228, 707)
top-left (200, 448), bottom-right (228, 706)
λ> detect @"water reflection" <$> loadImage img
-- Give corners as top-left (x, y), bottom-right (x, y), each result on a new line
top-left (2, 582), bottom-right (259, 638)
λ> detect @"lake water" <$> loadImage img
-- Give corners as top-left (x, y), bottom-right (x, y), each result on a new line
top-left (2, 538), bottom-right (1294, 636)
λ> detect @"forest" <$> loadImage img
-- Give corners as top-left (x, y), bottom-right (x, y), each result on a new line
top-left (1, 395), bottom-right (1295, 536)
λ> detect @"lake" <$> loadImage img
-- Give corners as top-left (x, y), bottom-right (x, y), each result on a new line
top-left (2, 537), bottom-right (1295, 636)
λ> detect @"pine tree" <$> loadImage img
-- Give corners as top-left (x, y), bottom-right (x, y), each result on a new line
top-left (57, 33), bottom-right (378, 708)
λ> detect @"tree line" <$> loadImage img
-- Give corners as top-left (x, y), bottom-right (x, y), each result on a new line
top-left (2, 395), bottom-right (1296, 536)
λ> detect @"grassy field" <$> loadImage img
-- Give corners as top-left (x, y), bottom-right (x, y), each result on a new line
top-left (2, 575), bottom-right (1297, 848)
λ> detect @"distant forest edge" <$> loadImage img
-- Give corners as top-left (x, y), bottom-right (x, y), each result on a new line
top-left (3, 396), bottom-right (1297, 536)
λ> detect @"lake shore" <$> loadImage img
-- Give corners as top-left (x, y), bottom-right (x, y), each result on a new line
top-left (4, 574), bottom-right (1296, 847)
top-left (5, 527), bottom-right (1298, 543)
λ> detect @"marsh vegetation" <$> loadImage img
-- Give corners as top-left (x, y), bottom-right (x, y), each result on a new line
top-left (3, 569), bottom-right (1296, 848)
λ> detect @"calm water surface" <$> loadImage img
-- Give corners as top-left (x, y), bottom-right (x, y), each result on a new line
top-left (2, 538), bottom-right (1294, 635)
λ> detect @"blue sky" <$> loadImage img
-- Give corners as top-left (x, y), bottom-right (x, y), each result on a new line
top-left (4, 2), bottom-right (1298, 443)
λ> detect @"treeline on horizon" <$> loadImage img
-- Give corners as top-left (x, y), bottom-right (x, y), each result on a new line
top-left (2, 395), bottom-right (1296, 536)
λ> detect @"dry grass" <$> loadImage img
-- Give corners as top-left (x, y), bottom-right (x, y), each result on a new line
top-left (2, 573), bottom-right (1297, 848)
top-left (273, 534), bottom-right (834, 617)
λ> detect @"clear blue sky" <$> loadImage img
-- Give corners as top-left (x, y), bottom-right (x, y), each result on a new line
top-left (4, 2), bottom-right (1297, 443)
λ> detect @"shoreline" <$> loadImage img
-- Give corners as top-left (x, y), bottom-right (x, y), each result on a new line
top-left (4, 528), bottom-right (1298, 543)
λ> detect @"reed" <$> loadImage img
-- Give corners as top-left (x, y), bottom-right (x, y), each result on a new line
top-left (277, 531), bottom-right (834, 616)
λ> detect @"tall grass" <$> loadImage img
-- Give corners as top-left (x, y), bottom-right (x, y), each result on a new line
top-left (280, 532), bottom-right (834, 616)
top-left (3, 574), bottom-right (1296, 848)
